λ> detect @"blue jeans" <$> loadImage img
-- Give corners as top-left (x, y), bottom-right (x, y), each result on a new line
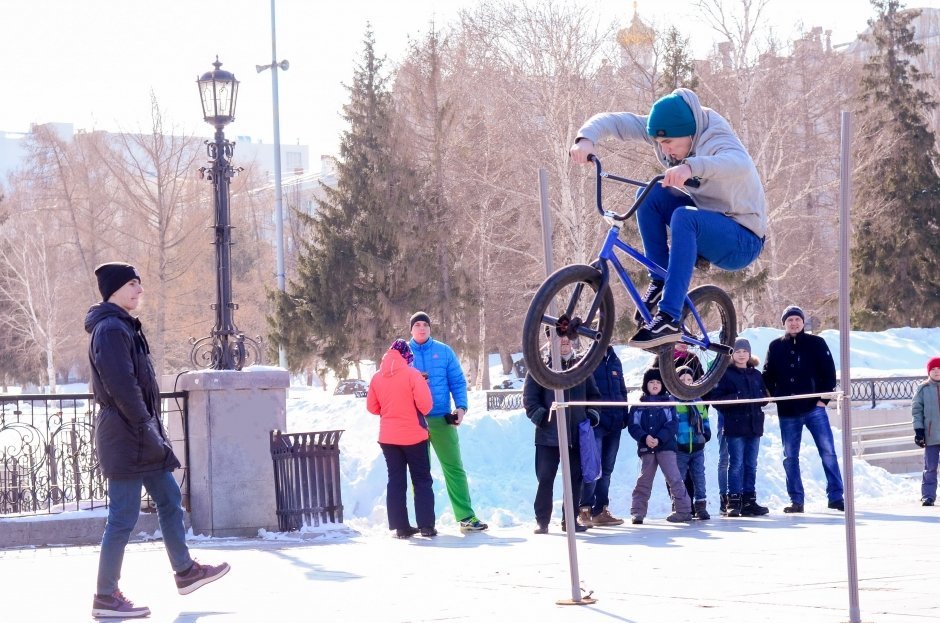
top-left (636, 184), bottom-right (764, 319)
top-left (716, 414), bottom-right (728, 496)
top-left (922, 445), bottom-right (939, 500)
top-left (97, 470), bottom-right (192, 595)
top-left (675, 449), bottom-right (707, 501)
top-left (778, 407), bottom-right (844, 504)
top-left (579, 427), bottom-right (622, 515)
top-left (726, 436), bottom-right (760, 495)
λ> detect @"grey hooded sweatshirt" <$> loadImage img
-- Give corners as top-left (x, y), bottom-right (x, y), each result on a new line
top-left (575, 88), bottom-right (767, 238)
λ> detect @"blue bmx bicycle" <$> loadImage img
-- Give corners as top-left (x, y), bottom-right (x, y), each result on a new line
top-left (521, 155), bottom-right (736, 400)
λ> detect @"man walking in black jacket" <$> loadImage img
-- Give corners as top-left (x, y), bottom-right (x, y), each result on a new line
top-left (762, 305), bottom-right (844, 513)
top-left (87, 262), bottom-right (229, 619)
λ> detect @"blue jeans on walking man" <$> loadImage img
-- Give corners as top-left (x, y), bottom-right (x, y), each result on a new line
top-left (778, 407), bottom-right (844, 505)
top-left (97, 470), bottom-right (192, 595)
top-left (580, 427), bottom-right (622, 515)
top-left (636, 184), bottom-right (764, 320)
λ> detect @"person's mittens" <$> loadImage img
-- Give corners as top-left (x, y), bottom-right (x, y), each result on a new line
top-left (915, 428), bottom-right (926, 448)
top-left (587, 409), bottom-right (600, 428)
top-left (530, 407), bottom-right (547, 428)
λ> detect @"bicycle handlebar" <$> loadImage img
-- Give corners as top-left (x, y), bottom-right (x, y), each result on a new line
top-left (588, 155), bottom-right (700, 221)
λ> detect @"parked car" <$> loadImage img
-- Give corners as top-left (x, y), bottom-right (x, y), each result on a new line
top-left (334, 379), bottom-right (368, 397)
top-left (491, 378), bottom-right (524, 390)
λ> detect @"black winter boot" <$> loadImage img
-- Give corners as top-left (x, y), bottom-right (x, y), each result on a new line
top-left (694, 500), bottom-right (710, 520)
top-left (719, 494), bottom-right (728, 516)
top-left (741, 493), bottom-right (769, 516)
top-left (727, 494), bottom-right (743, 518)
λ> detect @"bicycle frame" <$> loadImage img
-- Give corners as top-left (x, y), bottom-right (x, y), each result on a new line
top-left (571, 156), bottom-right (720, 354)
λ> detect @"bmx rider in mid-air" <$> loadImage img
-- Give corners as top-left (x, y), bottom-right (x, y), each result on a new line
top-left (569, 88), bottom-right (768, 349)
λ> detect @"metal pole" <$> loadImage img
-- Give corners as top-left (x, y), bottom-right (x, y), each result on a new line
top-left (269, 0), bottom-right (288, 370)
top-left (538, 168), bottom-right (584, 605)
top-left (839, 110), bottom-right (861, 623)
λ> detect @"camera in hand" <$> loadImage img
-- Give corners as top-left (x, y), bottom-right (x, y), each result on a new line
top-left (444, 411), bottom-right (460, 426)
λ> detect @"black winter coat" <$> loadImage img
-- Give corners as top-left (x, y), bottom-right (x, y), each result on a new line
top-left (85, 302), bottom-right (180, 479)
top-left (762, 331), bottom-right (836, 418)
top-left (707, 364), bottom-right (768, 437)
top-left (591, 346), bottom-right (628, 433)
top-left (626, 394), bottom-right (679, 455)
top-left (523, 359), bottom-right (601, 448)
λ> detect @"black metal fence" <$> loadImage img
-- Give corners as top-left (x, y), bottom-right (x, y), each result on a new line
top-left (0, 392), bottom-right (188, 516)
top-left (484, 377), bottom-right (925, 410)
top-left (849, 377), bottom-right (923, 408)
top-left (270, 429), bottom-right (344, 532)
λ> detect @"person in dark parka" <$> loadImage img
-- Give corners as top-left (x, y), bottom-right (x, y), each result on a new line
top-left (707, 338), bottom-right (770, 517)
top-left (523, 336), bottom-right (601, 534)
top-left (87, 262), bottom-right (228, 619)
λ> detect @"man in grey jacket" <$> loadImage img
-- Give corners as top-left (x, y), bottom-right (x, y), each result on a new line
top-left (570, 88), bottom-right (767, 349)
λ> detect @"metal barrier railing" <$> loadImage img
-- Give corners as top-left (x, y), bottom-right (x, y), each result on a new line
top-left (851, 422), bottom-right (921, 460)
top-left (0, 392), bottom-right (187, 516)
top-left (270, 429), bottom-right (344, 531)
top-left (485, 376), bottom-right (925, 410)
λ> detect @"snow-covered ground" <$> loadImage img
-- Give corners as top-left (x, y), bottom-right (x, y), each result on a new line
top-left (288, 326), bottom-right (938, 534)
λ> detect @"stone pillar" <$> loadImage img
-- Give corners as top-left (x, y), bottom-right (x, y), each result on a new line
top-left (177, 367), bottom-right (289, 537)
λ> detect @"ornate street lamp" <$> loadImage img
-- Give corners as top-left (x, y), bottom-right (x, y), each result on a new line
top-left (190, 57), bottom-right (262, 370)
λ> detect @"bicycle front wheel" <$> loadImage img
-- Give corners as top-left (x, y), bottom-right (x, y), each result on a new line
top-left (657, 284), bottom-right (736, 400)
top-left (522, 264), bottom-right (615, 390)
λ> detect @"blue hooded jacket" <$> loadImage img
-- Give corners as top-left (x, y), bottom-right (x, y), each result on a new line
top-left (408, 337), bottom-right (468, 417)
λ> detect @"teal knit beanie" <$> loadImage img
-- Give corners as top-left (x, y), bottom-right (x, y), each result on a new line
top-left (646, 93), bottom-right (696, 138)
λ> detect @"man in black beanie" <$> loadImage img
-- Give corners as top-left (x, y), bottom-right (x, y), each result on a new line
top-left (86, 262), bottom-right (229, 618)
top-left (762, 305), bottom-right (843, 514)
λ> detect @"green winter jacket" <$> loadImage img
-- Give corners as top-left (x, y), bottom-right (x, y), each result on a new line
top-left (912, 379), bottom-right (940, 446)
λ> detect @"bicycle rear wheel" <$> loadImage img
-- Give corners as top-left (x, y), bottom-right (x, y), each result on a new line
top-left (657, 284), bottom-right (736, 400)
top-left (522, 264), bottom-right (615, 390)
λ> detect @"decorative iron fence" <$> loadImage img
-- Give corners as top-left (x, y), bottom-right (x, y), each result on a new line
top-left (848, 377), bottom-right (923, 408)
top-left (0, 392), bottom-right (188, 516)
top-left (270, 429), bottom-right (344, 531)
top-left (484, 377), bottom-right (925, 410)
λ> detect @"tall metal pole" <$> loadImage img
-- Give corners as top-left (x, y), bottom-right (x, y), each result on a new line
top-left (538, 168), bottom-right (588, 606)
top-left (269, 0), bottom-right (288, 370)
top-left (839, 111), bottom-right (861, 623)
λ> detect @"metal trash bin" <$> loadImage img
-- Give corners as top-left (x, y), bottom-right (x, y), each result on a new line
top-left (270, 429), bottom-right (344, 531)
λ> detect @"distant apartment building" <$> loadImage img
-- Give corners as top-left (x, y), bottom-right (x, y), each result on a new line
top-left (0, 123), bottom-right (314, 190)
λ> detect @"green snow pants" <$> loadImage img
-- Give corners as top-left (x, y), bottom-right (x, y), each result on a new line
top-left (426, 415), bottom-right (476, 521)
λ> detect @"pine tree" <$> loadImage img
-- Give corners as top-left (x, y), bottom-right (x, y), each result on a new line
top-left (269, 27), bottom-right (433, 373)
top-left (658, 26), bottom-right (699, 95)
top-left (853, 0), bottom-right (940, 329)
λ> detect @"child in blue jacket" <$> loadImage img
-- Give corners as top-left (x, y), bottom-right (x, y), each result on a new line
top-left (674, 366), bottom-right (711, 519)
top-left (627, 367), bottom-right (693, 523)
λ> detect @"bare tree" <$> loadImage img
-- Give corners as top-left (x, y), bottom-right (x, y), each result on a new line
top-left (93, 95), bottom-right (209, 373)
top-left (0, 210), bottom-right (74, 392)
